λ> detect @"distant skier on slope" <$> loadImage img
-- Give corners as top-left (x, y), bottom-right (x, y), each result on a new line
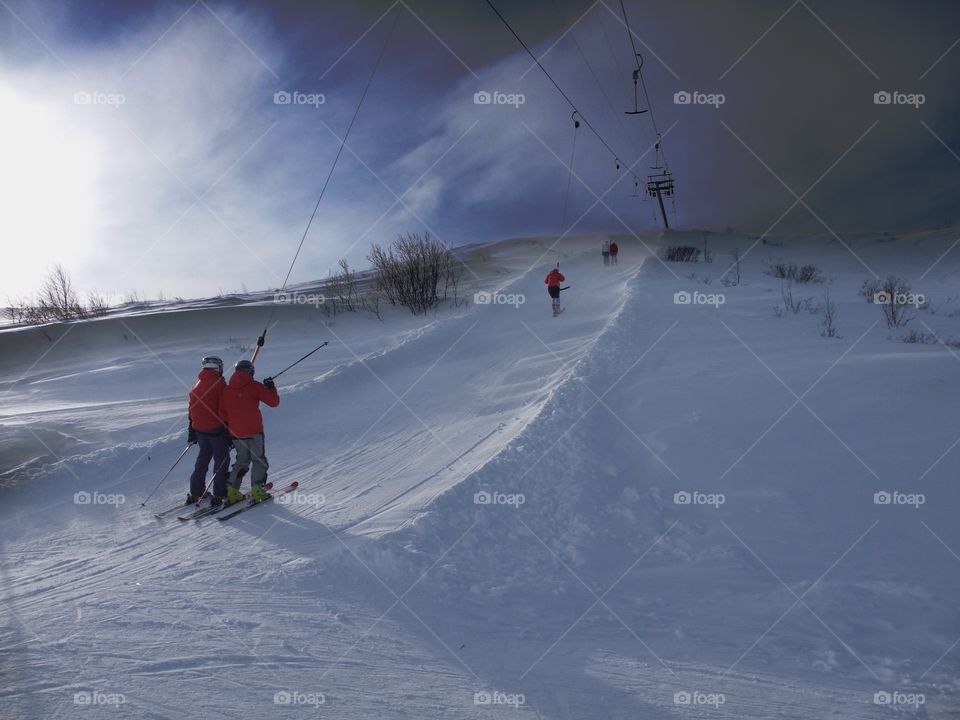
top-left (609, 240), bottom-right (619, 265)
top-left (545, 266), bottom-right (565, 317)
top-left (219, 359), bottom-right (280, 505)
top-left (186, 355), bottom-right (230, 506)
top-left (601, 239), bottom-right (611, 266)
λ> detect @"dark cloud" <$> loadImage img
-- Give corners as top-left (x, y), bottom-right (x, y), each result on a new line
top-left (1, 0), bottom-right (957, 297)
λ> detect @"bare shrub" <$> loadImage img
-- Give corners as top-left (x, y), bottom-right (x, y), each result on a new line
top-left (327, 259), bottom-right (358, 312)
top-left (770, 260), bottom-right (791, 278)
top-left (4, 298), bottom-right (30, 324)
top-left (875, 276), bottom-right (918, 328)
top-left (39, 265), bottom-right (86, 320)
top-left (87, 291), bottom-right (111, 317)
top-left (820, 290), bottom-right (839, 338)
top-left (859, 278), bottom-right (882, 302)
top-left (780, 279), bottom-right (803, 314)
top-left (665, 246), bottom-right (700, 263)
top-left (901, 329), bottom-right (937, 344)
top-left (6, 266), bottom-right (96, 325)
top-left (368, 232), bottom-right (460, 314)
top-left (362, 290), bottom-right (383, 320)
top-left (796, 264), bottom-right (821, 283)
top-left (721, 249), bottom-right (741, 287)
top-left (770, 260), bottom-right (821, 283)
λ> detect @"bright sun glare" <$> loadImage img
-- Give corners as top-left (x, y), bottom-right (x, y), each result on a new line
top-left (0, 84), bottom-right (100, 298)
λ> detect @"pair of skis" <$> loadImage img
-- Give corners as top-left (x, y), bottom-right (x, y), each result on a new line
top-left (215, 481), bottom-right (299, 521)
top-left (176, 486), bottom-right (275, 521)
top-left (152, 481), bottom-right (299, 522)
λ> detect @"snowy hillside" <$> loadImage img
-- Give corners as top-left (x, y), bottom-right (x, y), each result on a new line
top-left (2, 231), bottom-right (959, 719)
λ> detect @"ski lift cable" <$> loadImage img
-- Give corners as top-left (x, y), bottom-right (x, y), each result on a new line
top-left (484, 0), bottom-right (645, 186)
top-left (618, 0), bottom-right (670, 168)
top-left (596, 8), bottom-right (661, 187)
top-left (598, 8), bottom-right (651, 139)
top-left (567, 22), bottom-right (641, 161)
top-left (281, 8), bottom-right (401, 293)
top-left (619, 0), bottom-right (643, 72)
top-left (559, 112), bottom-right (580, 235)
top-left (547, 0), bottom-right (641, 160)
top-left (254, 6), bottom-right (402, 360)
top-left (597, 9), bottom-right (629, 86)
top-left (555, 0), bottom-right (651, 205)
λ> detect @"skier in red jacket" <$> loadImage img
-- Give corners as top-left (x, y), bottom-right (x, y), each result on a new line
top-left (544, 267), bottom-right (565, 316)
top-left (219, 359), bottom-right (280, 505)
top-left (187, 356), bottom-right (229, 505)
top-left (609, 241), bottom-right (619, 265)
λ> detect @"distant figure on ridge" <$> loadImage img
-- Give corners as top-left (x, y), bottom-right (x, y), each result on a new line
top-left (186, 355), bottom-right (230, 507)
top-left (545, 266), bottom-right (565, 317)
top-left (219, 359), bottom-right (280, 505)
top-left (601, 239), bottom-right (611, 266)
top-left (609, 240), bottom-right (619, 265)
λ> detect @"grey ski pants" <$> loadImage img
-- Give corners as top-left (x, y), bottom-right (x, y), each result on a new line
top-left (229, 433), bottom-right (269, 488)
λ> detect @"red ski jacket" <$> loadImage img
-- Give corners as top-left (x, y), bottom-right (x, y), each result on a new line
top-left (609, 242), bottom-right (619, 254)
top-left (219, 372), bottom-right (280, 438)
top-left (189, 368), bottom-right (226, 433)
top-left (544, 269), bottom-right (565, 288)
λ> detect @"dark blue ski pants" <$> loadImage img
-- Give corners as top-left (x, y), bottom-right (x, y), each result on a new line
top-left (189, 431), bottom-right (231, 498)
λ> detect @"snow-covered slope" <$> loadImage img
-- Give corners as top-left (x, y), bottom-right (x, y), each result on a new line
top-left (2, 231), bottom-right (959, 719)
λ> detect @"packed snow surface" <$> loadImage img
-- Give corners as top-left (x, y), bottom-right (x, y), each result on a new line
top-left (2, 231), bottom-right (959, 718)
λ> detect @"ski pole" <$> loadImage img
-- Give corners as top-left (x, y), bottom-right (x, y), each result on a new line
top-left (559, 286), bottom-right (571, 291)
top-left (140, 444), bottom-right (192, 506)
top-left (270, 341), bottom-right (329, 380)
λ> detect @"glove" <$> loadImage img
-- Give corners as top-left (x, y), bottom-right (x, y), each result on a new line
top-left (187, 427), bottom-right (197, 444)
top-left (263, 377), bottom-right (276, 390)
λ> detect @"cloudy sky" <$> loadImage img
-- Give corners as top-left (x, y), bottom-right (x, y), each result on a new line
top-left (1, 0), bottom-right (958, 299)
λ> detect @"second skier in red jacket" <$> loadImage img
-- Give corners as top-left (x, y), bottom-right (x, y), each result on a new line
top-left (544, 267), bottom-right (565, 316)
top-left (219, 359), bottom-right (280, 504)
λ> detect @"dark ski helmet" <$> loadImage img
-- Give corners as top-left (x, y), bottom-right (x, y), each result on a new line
top-left (201, 355), bottom-right (223, 374)
top-left (235, 359), bottom-right (255, 375)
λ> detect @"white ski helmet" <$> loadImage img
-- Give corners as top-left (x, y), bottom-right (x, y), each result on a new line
top-left (201, 355), bottom-right (224, 374)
